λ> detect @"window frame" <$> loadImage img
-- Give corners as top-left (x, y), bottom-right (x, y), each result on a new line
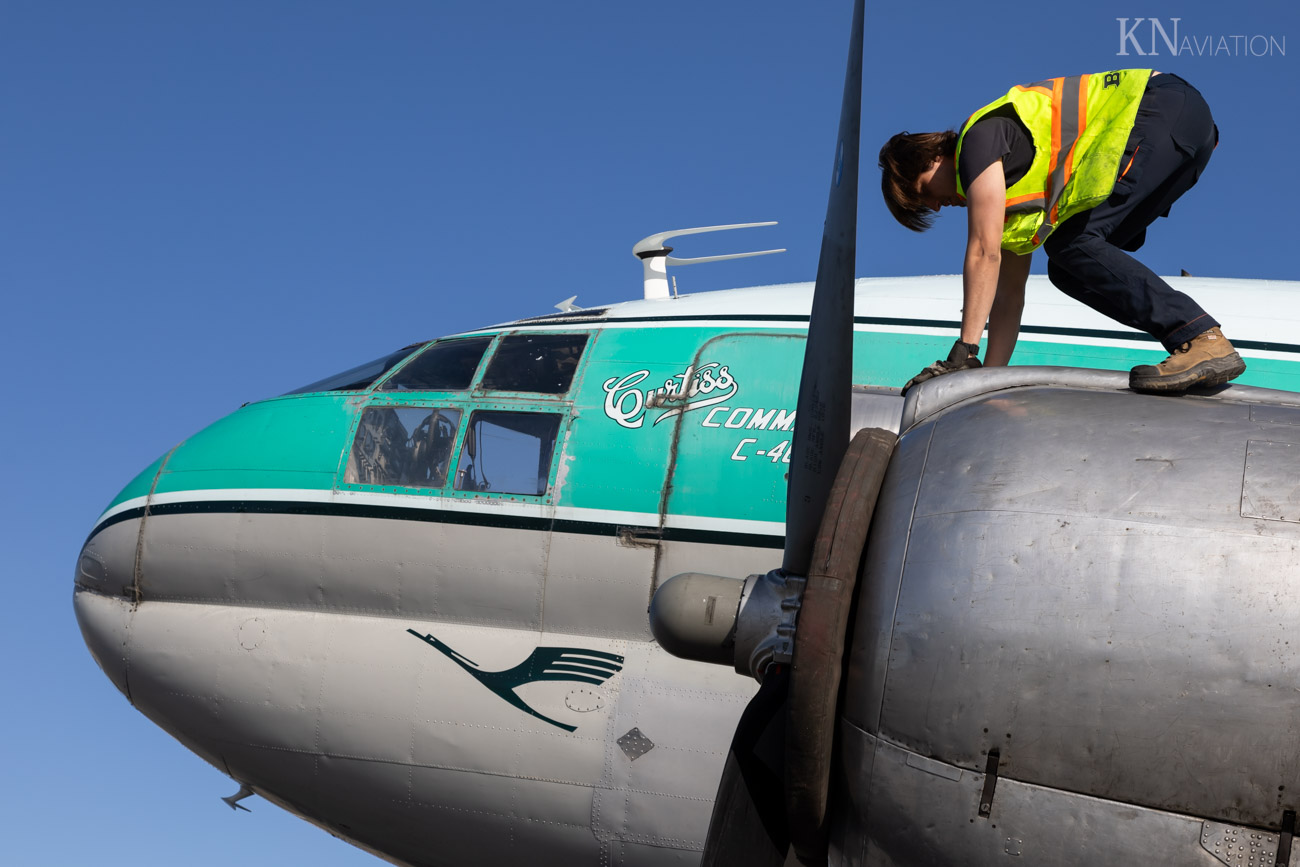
top-left (475, 331), bottom-right (591, 398)
top-left (335, 394), bottom-right (470, 496)
top-left (336, 396), bottom-right (573, 504)
top-left (343, 404), bottom-right (464, 491)
top-left (374, 334), bottom-right (498, 394)
top-left (449, 407), bottom-right (567, 501)
top-left (334, 328), bottom-right (593, 502)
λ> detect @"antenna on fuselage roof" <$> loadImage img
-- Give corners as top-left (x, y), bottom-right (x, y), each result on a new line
top-left (632, 222), bottom-right (785, 301)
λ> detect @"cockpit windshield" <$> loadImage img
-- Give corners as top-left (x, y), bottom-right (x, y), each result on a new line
top-left (380, 336), bottom-right (492, 392)
top-left (481, 333), bottom-right (588, 394)
top-left (283, 343), bottom-right (425, 395)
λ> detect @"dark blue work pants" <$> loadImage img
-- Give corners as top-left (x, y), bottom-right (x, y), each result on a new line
top-left (1043, 74), bottom-right (1219, 352)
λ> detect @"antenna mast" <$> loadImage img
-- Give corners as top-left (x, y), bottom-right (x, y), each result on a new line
top-left (632, 222), bottom-right (784, 300)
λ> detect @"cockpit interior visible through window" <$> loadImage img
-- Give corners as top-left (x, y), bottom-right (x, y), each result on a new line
top-left (481, 333), bottom-right (589, 395)
top-left (346, 406), bottom-right (462, 488)
top-left (381, 336), bottom-right (493, 392)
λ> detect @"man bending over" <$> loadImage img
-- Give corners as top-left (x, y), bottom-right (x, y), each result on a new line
top-left (879, 69), bottom-right (1244, 394)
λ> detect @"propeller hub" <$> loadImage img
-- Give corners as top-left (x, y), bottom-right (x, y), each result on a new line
top-left (648, 570), bottom-right (809, 681)
top-left (648, 572), bottom-right (745, 666)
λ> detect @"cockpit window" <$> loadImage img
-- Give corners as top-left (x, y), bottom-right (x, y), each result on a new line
top-left (346, 406), bottom-right (462, 488)
top-left (381, 336), bottom-right (492, 392)
top-left (454, 411), bottom-right (561, 497)
top-left (285, 344), bottom-right (425, 395)
top-left (481, 333), bottom-right (588, 395)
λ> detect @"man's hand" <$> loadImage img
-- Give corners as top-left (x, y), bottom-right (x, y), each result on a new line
top-left (904, 339), bottom-right (982, 392)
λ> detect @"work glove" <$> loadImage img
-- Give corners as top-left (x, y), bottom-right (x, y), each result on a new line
top-left (903, 339), bottom-right (982, 393)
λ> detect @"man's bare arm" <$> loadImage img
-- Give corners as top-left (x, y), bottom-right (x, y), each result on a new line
top-left (985, 251), bottom-right (1031, 366)
top-left (961, 160), bottom-right (1008, 346)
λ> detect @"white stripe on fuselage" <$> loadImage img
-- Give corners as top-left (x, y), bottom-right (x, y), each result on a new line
top-left (479, 276), bottom-right (1300, 360)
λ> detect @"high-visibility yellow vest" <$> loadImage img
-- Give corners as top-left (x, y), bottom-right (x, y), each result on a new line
top-left (955, 69), bottom-right (1152, 254)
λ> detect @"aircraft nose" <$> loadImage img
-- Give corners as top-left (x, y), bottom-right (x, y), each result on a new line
top-left (73, 518), bottom-right (141, 700)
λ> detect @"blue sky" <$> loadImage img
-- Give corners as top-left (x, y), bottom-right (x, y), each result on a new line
top-left (3, 1), bottom-right (1295, 864)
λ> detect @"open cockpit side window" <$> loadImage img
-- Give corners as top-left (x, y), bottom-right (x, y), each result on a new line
top-left (454, 411), bottom-right (561, 497)
top-left (381, 336), bottom-right (493, 392)
top-left (481, 333), bottom-right (588, 395)
top-left (345, 406), bottom-right (462, 489)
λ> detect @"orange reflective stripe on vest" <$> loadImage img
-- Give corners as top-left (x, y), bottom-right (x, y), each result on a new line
top-left (1035, 74), bottom-right (1090, 244)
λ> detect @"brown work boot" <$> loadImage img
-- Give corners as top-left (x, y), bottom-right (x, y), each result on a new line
top-left (1129, 327), bottom-right (1246, 394)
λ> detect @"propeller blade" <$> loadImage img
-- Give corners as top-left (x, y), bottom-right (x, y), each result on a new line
top-left (701, 668), bottom-right (791, 867)
top-left (783, 0), bottom-right (864, 576)
top-left (699, 3), bottom-right (866, 864)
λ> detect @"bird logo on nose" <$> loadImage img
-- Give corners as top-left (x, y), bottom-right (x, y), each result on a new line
top-left (407, 630), bottom-right (625, 732)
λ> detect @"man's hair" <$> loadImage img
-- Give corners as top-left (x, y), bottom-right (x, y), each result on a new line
top-left (878, 131), bottom-right (958, 232)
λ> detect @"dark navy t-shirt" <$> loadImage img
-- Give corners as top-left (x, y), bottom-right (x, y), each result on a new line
top-left (957, 104), bottom-right (1034, 191)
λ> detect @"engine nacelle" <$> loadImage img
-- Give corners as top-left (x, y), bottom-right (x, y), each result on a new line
top-left (836, 368), bottom-right (1300, 865)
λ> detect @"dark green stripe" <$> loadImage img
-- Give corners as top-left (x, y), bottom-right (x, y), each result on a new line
top-left (502, 312), bottom-right (1300, 354)
top-left (888, 318), bottom-right (1299, 354)
top-left (90, 500), bottom-right (785, 550)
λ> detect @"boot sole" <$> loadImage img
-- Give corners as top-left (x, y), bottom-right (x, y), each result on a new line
top-left (1130, 352), bottom-right (1246, 394)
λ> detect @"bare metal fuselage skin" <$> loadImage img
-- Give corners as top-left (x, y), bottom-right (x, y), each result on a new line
top-left (834, 368), bottom-right (1300, 866)
top-left (75, 519), bottom-right (760, 866)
